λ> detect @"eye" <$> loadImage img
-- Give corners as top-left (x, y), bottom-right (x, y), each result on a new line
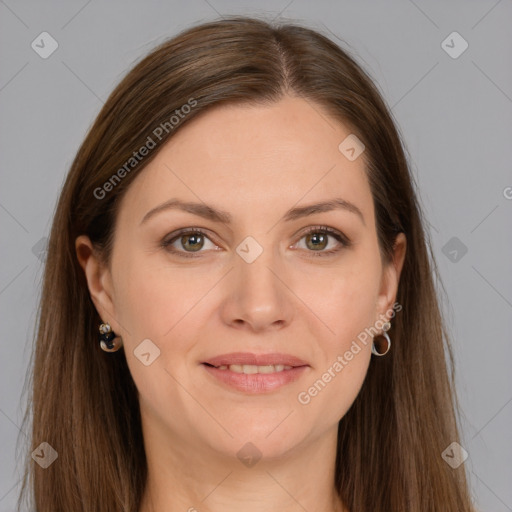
top-left (161, 225), bottom-right (351, 259)
top-left (161, 228), bottom-right (219, 258)
top-left (293, 225), bottom-right (351, 257)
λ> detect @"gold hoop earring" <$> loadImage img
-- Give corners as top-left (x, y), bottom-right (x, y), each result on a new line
top-left (371, 321), bottom-right (391, 356)
top-left (98, 322), bottom-right (123, 352)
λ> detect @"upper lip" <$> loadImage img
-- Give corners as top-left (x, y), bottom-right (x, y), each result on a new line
top-left (202, 352), bottom-right (309, 368)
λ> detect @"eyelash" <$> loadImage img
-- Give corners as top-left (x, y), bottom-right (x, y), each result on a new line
top-left (161, 225), bottom-right (351, 259)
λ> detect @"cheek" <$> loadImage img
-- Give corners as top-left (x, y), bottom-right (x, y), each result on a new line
top-left (290, 251), bottom-right (380, 418)
top-left (296, 345), bottom-right (370, 431)
top-left (292, 266), bottom-right (379, 424)
top-left (111, 248), bottom-right (209, 341)
top-left (294, 253), bottom-right (381, 349)
top-left (111, 251), bottom-right (210, 429)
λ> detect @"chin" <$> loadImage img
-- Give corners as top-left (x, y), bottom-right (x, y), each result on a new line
top-left (204, 417), bottom-right (308, 462)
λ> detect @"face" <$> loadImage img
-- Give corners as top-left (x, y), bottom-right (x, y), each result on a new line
top-left (77, 95), bottom-right (406, 462)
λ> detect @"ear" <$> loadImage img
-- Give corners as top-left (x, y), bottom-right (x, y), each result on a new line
top-left (75, 235), bottom-right (122, 334)
top-left (375, 232), bottom-right (407, 321)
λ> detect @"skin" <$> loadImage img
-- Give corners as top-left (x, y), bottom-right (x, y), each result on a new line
top-left (76, 95), bottom-right (406, 512)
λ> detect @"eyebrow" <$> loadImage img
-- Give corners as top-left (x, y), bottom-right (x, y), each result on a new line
top-left (140, 197), bottom-right (366, 226)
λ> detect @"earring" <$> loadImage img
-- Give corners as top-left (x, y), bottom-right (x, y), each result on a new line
top-left (371, 321), bottom-right (391, 356)
top-left (98, 322), bottom-right (123, 352)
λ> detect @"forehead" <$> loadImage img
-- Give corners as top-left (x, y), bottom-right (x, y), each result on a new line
top-left (118, 96), bottom-right (374, 229)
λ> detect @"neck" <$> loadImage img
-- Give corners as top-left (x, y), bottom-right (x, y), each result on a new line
top-left (138, 414), bottom-right (346, 512)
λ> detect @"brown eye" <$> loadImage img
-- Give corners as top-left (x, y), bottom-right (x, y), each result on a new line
top-left (162, 229), bottom-right (218, 257)
top-left (295, 226), bottom-right (351, 257)
top-left (304, 232), bottom-right (329, 251)
top-left (180, 233), bottom-right (205, 252)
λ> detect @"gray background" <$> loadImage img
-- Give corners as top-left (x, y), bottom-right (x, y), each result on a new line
top-left (1, 1), bottom-right (511, 510)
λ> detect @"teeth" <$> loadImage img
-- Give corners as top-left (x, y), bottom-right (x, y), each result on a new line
top-left (215, 364), bottom-right (293, 373)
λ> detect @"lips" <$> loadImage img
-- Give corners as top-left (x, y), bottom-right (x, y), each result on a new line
top-left (201, 352), bottom-right (310, 393)
top-left (202, 361), bottom-right (308, 393)
top-left (202, 352), bottom-right (309, 368)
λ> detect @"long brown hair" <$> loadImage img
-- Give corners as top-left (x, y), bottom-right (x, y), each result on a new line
top-left (18, 15), bottom-right (474, 511)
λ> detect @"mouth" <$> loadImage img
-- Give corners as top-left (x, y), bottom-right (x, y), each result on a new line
top-left (200, 352), bottom-right (310, 393)
top-left (202, 352), bottom-right (309, 368)
top-left (202, 362), bottom-right (297, 373)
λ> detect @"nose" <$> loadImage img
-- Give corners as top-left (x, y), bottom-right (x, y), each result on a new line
top-left (219, 245), bottom-right (294, 333)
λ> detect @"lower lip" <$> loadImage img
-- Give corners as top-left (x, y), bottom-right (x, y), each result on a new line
top-left (201, 364), bottom-right (309, 393)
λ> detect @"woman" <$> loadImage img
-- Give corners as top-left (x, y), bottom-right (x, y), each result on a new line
top-left (19, 15), bottom-right (475, 512)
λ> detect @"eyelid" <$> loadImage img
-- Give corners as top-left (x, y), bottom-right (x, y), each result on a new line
top-left (162, 227), bottom-right (215, 243)
top-left (294, 225), bottom-right (350, 245)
